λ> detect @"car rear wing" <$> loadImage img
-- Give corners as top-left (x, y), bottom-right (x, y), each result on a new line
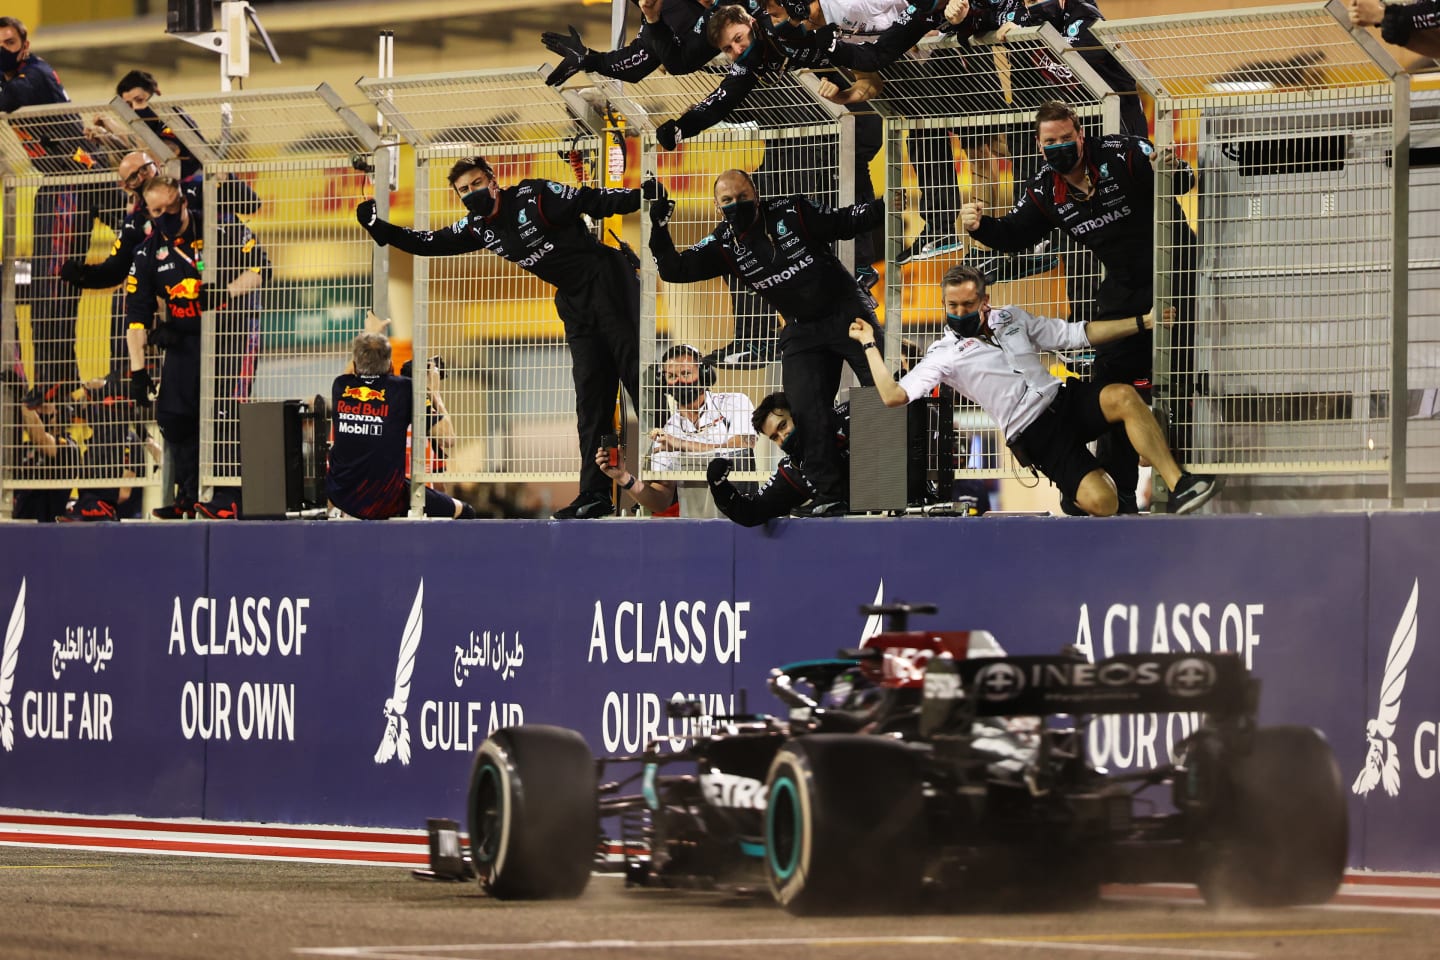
top-left (922, 652), bottom-right (1255, 726)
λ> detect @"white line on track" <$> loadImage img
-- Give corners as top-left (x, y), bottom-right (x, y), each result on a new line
top-left (294, 934), bottom-right (1256, 959)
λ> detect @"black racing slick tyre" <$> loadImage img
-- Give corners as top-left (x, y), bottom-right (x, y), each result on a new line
top-left (1198, 725), bottom-right (1347, 908)
top-left (764, 734), bottom-right (926, 915)
top-left (468, 724), bottom-right (597, 900)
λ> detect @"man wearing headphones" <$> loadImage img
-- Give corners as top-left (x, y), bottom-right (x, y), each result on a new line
top-left (595, 343), bottom-right (756, 517)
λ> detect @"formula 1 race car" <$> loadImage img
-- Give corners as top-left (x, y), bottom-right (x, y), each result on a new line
top-left (465, 603), bottom-right (1348, 914)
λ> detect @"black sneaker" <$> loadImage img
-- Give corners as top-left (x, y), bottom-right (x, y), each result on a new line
top-left (1057, 495), bottom-right (1089, 517)
top-left (1170, 473), bottom-right (1218, 515)
top-left (195, 490), bottom-right (241, 520)
top-left (896, 232), bottom-right (963, 265)
top-left (152, 500), bottom-right (196, 520)
top-left (553, 490), bottom-right (613, 520)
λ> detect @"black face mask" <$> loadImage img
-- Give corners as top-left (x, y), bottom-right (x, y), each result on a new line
top-left (0, 48), bottom-right (19, 73)
top-left (946, 310), bottom-right (984, 339)
top-left (463, 186), bottom-right (496, 219)
top-left (667, 383), bottom-right (702, 406)
top-left (780, 423), bottom-right (804, 457)
top-left (1043, 141), bottom-right (1082, 175)
top-left (1025, 0), bottom-right (1063, 25)
top-left (721, 199), bottom-right (758, 233)
top-left (154, 210), bottom-right (184, 238)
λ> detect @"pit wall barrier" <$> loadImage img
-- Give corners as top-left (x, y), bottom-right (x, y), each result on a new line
top-left (0, 512), bottom-right (1431, 872)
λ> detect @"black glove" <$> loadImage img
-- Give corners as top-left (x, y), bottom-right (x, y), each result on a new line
top-left (655, 120), bottom-right (683, 152)
top-left (707, 456), bottom-right (732, 486)
top-left (356, 199), bottom-right (394, 247)
top-left (130, 368), bottom-right (154, 407)
top-left (59, 258), bottom-right (87, 288)
top-left (542, 26), bottom-right (594, 87)
top-left (542, 25), bottom-right (590, 60)
top-left (643, 178), bottom-right (674, 227)
top-left (649, 195), bottom-right (674, 228)
top-left (148, 322), bottom-right (179, 349)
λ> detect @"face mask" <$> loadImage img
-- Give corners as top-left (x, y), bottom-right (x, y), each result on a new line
top-left (780, 423), bottom-right (804, 457)
top-left (721, 199), bottom-right (757, 233)
top-left (154, 210), bottom-right (183, 238)
top-left (946, 310), bottom-right (984, 339)
top-left (1025, 0), bottom-right (1062, 24)
top-left (1043, 141), bottom-right (1082, 175)
top-left (667, 383), bottom-right (702, 406)
top-left (0, 48), bottom-right (19, 73)
top-left (463, 186), bottom-right (495, 218)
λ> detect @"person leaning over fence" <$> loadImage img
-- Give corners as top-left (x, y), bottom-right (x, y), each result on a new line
top-left (649, 170), bottom-right (882, 517)
top-left (542, 0), bottom-right (736, 87)
top-left (356, 156), bottom-right (642, 520)
top-left (849, 264), bottom-right (1217, 516)
top-left (1349, 0), bottom-right (1440, 57)
top-left (125, 175), bottom-right (270, 520)
top-left (960, 99), bottom-right (1198, 515)
top-left (327, 315), bottom-right (475, 521)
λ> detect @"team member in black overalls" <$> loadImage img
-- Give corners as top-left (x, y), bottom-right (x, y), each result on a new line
top-left (649, 170), bottom-right (883, 515)
top-left (327, 322), bottom-right (474, 521)
top-left (962, 100), bottom-right (1198, 513)
top-left (542, 0), bottom-right (741, 87)
top-left (125, 176), bottom-right (270, 519)
top-left (357, 156), bottom-right (641, 520)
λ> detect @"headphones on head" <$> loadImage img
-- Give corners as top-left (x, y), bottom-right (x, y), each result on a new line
top-left (661, 343), bottom-right (715, 390)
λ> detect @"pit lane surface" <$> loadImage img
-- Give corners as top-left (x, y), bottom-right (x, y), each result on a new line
top-left (3, 847), bottom-right (1438, 960)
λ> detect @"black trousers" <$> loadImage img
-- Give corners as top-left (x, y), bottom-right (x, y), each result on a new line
top-left (557, 253), bottom-right (639, 497)
top-left (780, 310), bottom-right (876, 504)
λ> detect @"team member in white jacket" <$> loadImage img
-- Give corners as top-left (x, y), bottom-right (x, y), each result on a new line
top-left (851, 263), bottom-right (1217, 516)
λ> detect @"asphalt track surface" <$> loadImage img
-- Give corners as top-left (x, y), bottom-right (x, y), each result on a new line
top-left (7, 847), bottom-right (1440, 960)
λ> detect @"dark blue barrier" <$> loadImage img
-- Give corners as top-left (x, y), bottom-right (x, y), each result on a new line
top-left (0, 512), bottom-right (1423, 872)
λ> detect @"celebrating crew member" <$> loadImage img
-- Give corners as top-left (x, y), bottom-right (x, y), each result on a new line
top-left (851, 264), bottom-right (1217, 516)
top-left (961, 100), bottom-right (1199, 513)
top-left (356, 156), bottom-right (642, 520)
top-left (650, 171), bottom-right (883, 516)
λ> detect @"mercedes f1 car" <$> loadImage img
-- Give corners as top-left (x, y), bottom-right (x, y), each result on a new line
top-left (465, 603), bottom-right (1347, 914)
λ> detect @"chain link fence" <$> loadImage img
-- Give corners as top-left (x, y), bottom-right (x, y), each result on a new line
top-left (1093, 0), bottom-right (1411, 507)
top-left (0, 96), bottom-right (176, 517)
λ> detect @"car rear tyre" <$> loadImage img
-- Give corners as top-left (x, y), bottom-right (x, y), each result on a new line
top-left (468, 724), bottom-right (597, 899)
top-left (765, 734), bottom-right (925, 915)
top-left (1197, 725), bottom-right (1347, 907)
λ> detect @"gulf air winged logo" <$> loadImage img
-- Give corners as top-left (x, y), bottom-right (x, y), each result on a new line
top-left (374, 580), bottom-right (423, 766)
top-left (1353, 578), bottom-right (1419, 798)
top-left (1, 578), bottom-right (25, 752)
top-left (860, 580), bottom-right (885, 642)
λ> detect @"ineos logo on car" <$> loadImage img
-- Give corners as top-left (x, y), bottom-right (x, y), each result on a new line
top-left (1165, 658), bottom-right (1216, 698)
top-left (976, 663), bottom-right (1025, 701)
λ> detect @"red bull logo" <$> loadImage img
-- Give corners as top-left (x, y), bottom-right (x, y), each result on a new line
top-left (342, 386), bottom-right (386, 403)
top-left (165, 277), bottom-right (202, 300)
